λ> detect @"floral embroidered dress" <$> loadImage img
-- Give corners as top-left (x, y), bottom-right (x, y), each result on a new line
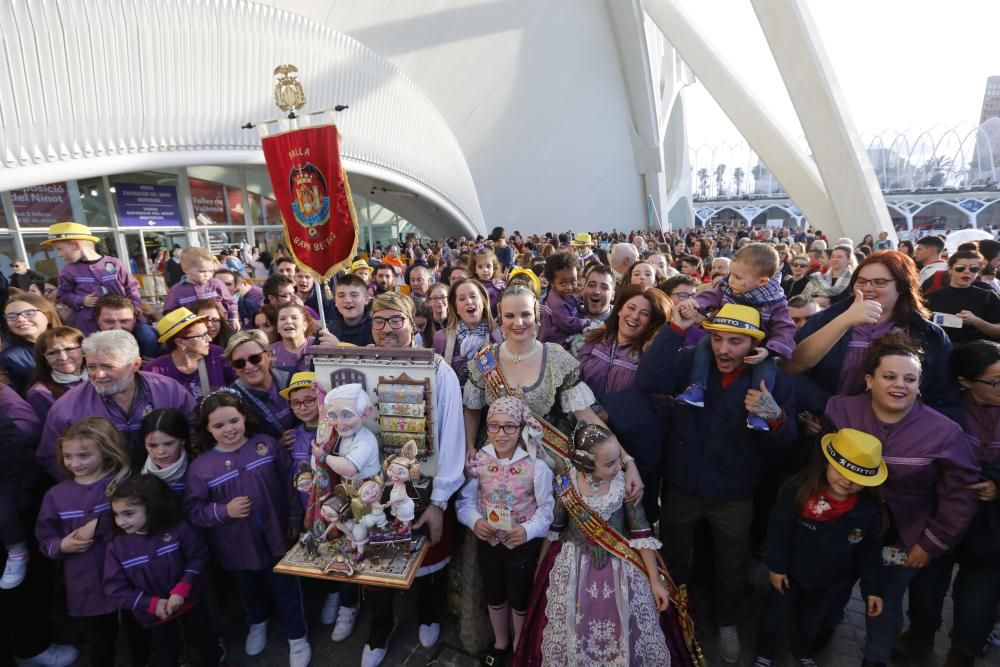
top-left (516, 472), bottom-right (671, 666)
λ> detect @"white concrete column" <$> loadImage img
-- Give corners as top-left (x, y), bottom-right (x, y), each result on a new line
top-left (750, 0), bottom-right (896, 244)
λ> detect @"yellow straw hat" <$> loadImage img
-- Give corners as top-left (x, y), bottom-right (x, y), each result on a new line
top-left (280, 371), bottom-right (317, 400)
top-left (40, 222), bottom-right (99, 246)
top-left (701, 303), bottom-right (765, 341)
top-left (508, 268), bottom-right (541, 296)
top-left (571, 232), bottom-right (594, 247)
top-left (350, 259), bottom-right (373, 274)
top-left (155, 307), bottom-right (208, 344)
top-left (821, 428), bottom-right (888, 487)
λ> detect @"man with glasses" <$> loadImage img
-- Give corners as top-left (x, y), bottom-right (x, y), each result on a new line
top-left (262, 275), bottom-right (320, 320)
top-left (8, 261), bottom-right (43, 292)
top-left (38, 330), bottom-right (196, 477)
top-left (360, 291), bottom-right (464, 667)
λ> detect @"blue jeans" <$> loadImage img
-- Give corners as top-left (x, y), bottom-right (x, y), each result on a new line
top-left (864, 564), bottom-right (920, 664)
top-left (951, 561), bottom-right (1000, 653)
top-left (689, 335), bottom-right (776, 394)
top-left (231, 565), bottom-right (308, 640)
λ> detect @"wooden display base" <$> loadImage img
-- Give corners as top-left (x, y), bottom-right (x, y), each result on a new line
top-left (273, 533), bottom-right (429, 590)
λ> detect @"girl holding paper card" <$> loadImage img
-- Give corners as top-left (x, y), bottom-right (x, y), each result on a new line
top-left (456, 396), bottom-right (554, 665)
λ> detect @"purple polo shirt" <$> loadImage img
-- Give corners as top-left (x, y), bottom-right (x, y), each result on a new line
top-left (143, 345), bottom-right (236, 401)
top-left (825, 394), bottom-right (979, 556)
top-left (57, 257), bottom-right (142, 334)
top-left (183, 433), bottom-right (295, 571)
top-left (39, 372), bottom-right (197, 478)
top-left (36, 472), bottom-right (118, 617)
top-left (103, 520), bottom-right (209, 627)
top-left (163, 277), bottom-right (238, 321)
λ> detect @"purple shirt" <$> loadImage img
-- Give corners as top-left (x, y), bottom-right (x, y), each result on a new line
top-left (25, 380), bottom-right (85, 422)
top-left (57, 257), bottom-right (142, 335)
top-left (270, 340), bottom-right (313, 373)
top-left (39, 372), bottom-right (197, 478)
top-left (183, 433), bottom-right (295, 571)
top-left (694, 284), bottom-right (796, 359)
top-left (825, 394), bottom-right (979, 556)
top-left (143, 345), bottom-right (236, 401)
top-left (35, 472), bottom-right (119, 616)
top-left (837, 319), bottom-right (898, 395)
top-left (103, 520), bottom-right (209, 627)
top-left (963, 399), bottom-right (1000, 467)
top-left (578, 338), bottom-right (640, 400)
top-left (163, 277), bottom-right (237, 321)
top-left (539, 290), bottom-right (588, 348)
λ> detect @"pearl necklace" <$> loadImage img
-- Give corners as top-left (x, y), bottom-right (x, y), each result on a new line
top-left (500, 340), bottom-right (542, 365)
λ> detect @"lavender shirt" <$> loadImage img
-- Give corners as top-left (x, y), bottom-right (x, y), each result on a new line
top-left (825, 394), bottom-right (979, 556)
top-left (103, 520), bottom-right (209, 627)
top-left (144, 345), bottom-right (236, 401)
top-left (163, 277), bottom-right (238, 321)
top-left (57, 257), bottom-right (142, 334)
top-left (35, 472), bottom-right (118, 616)
top-left (963, 399), bottom-right (1000, 467)
top-left (39, 372), bottom-right (197, 478)
top-left (25, 380), bottom-right (86, 422)
top-left (539, 290), bottom-right (588, 348)
top-left (836, 319), bottom-right (898, 395)
top-left (270, 339), bottom-right (313, 374)
top-left (183, 433), bottom-right (295, 571)
top-left (578, 338), bottom-right (641, 400)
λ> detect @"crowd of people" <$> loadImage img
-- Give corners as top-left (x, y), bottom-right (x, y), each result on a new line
top-left (0, 219), bottom-right (998, 667)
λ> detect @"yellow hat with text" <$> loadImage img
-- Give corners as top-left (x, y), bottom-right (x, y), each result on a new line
top-left (701, 303), bottom-right (765, 341)
top-left (280, 371), bottom-right (317, 400)
top-left (821, 428), bottom-right (888, 487)
top-left (156, 307), bottom-right (208, 344)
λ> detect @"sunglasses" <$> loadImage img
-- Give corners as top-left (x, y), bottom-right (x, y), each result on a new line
top-left (231, 352), bottom-right (267, 369)
top-left (952, 265), bottom-right (981, 273)
top-left (792, 262), bottom-right (809, 268)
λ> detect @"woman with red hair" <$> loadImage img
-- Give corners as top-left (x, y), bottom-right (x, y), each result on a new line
top-left (785, 251), bottom-right (961, 420)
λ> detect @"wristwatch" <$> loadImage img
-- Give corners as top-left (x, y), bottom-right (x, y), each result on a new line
top-left (429, 499), bottom-right (448, 511)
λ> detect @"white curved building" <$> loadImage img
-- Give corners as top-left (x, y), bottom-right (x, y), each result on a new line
top-left (0, 0), bottom-right (694, 274)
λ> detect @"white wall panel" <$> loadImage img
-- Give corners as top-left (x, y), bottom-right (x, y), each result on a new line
top-left (0, 0), bottom-right (484, 236)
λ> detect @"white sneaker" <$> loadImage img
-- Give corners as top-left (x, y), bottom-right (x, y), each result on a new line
top-left (288, 636), bottom-right (311, 667)
top-left (245, 621), bottom-right (268, 656)
top-left (319, 591), bottom-right (341, 625)
top-left (331, 605), bottom-right (359, 641)
top-left (15, 644), bottom-right (79, 667)
top-left (418, 622), bottom-right (441, 648)
top-left (718, 625), bottom-right (741, 664)
top-left (1, 550), bottom-right (29, 589)
top-left (361, 645), bottom-right (387, 667)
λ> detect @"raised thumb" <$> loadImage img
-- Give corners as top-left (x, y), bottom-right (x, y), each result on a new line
top-left (854, 289), bottom-right (865, 303)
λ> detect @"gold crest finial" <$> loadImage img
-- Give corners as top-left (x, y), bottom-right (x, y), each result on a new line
top-left (274, 64), bottom-right (306, 114)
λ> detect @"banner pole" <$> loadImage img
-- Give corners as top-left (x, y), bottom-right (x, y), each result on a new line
top-left (313, 280), bottom-right (328, 327)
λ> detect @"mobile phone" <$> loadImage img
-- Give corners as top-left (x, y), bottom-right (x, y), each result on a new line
top-left (932, 312), bottom-right (963, 328)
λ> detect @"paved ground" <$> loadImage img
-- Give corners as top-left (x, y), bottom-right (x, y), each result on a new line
top-left (61, 556), bottom-right (1000, 666)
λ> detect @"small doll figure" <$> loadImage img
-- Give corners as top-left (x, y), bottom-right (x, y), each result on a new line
top-left (381, 440), bottom-right (422, 533)
top-left (318, 494), bottom-right (354, 544)
top-left (337, 479), bottom-right (387, 561)
top-left (312, 384), bottom-right (381, 483)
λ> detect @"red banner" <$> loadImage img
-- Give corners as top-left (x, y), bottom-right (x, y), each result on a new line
top-left (261, 124), bottom-right (359, 281)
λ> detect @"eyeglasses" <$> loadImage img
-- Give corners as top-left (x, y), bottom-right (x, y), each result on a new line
top-left (855, 278), bottom-right (892, 289)
top-left (372, 316), bottom-right (406, 330)
top-left (202, 317), bottom-right (222, 325)
top-left (971, 377), bottom-right (1000, 390)
top-left (231, 352), bottom-right (267, 369)
top-left (428, 296), bottom-right (447, 302)
top-left (486, 422), bottom-right (521, 434)
top-left (180, 332), bottom-right (211, 341)
top-left (290, 397), bottom-right (317, 409)
top-left (44, 345), bottom-right (81, 359)
top-left (672, 292), bottom-right (696, 301)
top-left (952, 265), bottom-right (982, 274)
top-left (4, 309), bottom-right (40, 322)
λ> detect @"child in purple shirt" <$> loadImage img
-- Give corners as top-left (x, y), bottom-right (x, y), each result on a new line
top-left (676, 244), bottom-right (796, 431)
top-left (35, 416), bottom-right (139, 666)
top-left (45, 222), bottom-right (142, 335)
top-left (163, 247), bottom-right (239, 330)
top-left (105, 475), bottom-right (222, 666)
top-left (538, 252), bottom-right (589, 349)
top-left (184, 390), bottom-right (311, 666)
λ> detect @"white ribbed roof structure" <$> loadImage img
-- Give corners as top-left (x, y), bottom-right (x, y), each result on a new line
top-left (0, 0), bottom-right (485, 237)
